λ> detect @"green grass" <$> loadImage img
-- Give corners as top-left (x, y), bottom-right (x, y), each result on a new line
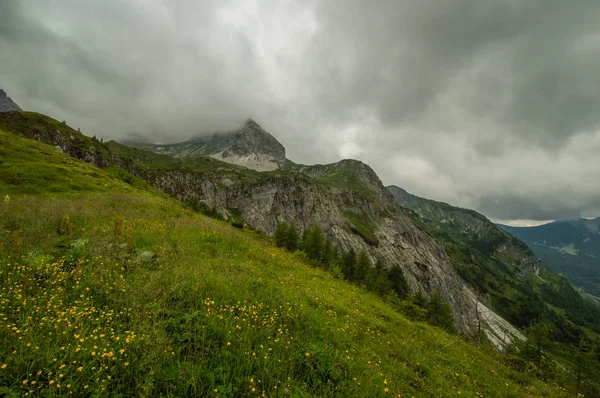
top-left (344, 211), bottom-right (379, 246)
top-left (298, 162), bottom-right (380, 198)
top-left (0, 129), bottom-right (135, 196)
top-left (0, 130), bottom-right (573, 397)
top-left (0, 112), bottom-right (112, 167)
top-left (0, 194), bottom-right (570, 397)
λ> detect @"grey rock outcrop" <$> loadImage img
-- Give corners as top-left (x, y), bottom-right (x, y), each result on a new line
top-left (0, 89), bottom-right (22, 112)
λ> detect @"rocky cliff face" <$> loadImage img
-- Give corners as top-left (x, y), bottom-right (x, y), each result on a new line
top-left (129, 162), bottom-right (524, 347)
top-left (0, 89), bottom-right (22, 112)
top-left (127, 119), bottom-right (286, 172)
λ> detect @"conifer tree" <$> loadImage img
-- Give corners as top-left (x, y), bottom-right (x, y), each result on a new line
top-left (354, 249), bottom-right (371, 282)
top-left (388, 264), bottom-right (410, 299)
top-left (366, 259), bottom-right (393, 296)
top-left (322, 238), bottom-right (337, 269)
top-left (286, 222), bottom-right (299, 252)
top-left (341, 248), bottom-right (357, 280)
top-left (275, 221), bottom-right (288, 248)
top-left (303, 225), bottom-right (325, 263)
top-left (413, 287), bottom-right (428, 308)
top-left (426, 290), bottom-right (456, 333)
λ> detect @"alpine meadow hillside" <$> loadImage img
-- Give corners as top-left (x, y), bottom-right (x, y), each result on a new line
top-left (1, 110), bottom-right (599, 397)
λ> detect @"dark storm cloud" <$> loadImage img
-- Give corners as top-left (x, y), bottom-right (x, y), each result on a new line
top-left (2, 0), bottom-right (600, 222)
top-left (306, 0), bottom-right (600, 148)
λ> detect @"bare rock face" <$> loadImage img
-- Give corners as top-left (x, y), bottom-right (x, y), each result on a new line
top-left (0, 89), bottom-right (22, 112)
top-left (131, 162), bottom-right (524, 348)
top-left (128, 119), bottom-right (286, 172)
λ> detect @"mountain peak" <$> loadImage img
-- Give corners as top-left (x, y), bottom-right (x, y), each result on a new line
top-left (0, 89), bottom-right (22, 112)
top-left (127, 118), bottom-right (286, 172)
top-left (243, 118), bottom-right (260, 128)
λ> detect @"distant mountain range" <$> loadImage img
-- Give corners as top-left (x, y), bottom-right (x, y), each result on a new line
top-left (499, 218), bottom-right (600, 296)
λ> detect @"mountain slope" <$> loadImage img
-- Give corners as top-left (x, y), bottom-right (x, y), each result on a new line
top-left (125, 119), bottom-right (286, 172)
top-left (0, 111), bottom-right (525, 347)
top-left (499, 219), bottom-right (600, 296)
top-left (0, 89), bottom-right (22, 112)
top-left (0, 121), bottom-right (573, 397)
top-left (118, 148), bottom-right (529, 345)
top-left (387, 185), bottom-right (600, 346)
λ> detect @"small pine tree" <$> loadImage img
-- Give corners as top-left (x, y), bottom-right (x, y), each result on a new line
top-left (321, 238), bottom-right (336, 269)
top-left (366, 260), bottom-right (393, 296)
top-left (286, 222), bottom-right (299, 252)
top-left (413, 287), bottom-right (428, 308)
top-left (341, 249), bottom-right (357, 280)
top-left (426, 290), bottom-right (456, 333)
top-left (303, 225), bottom-right (325, 263)
top-left (275, 221), bottom-right (288, 248)
top-left (527, 322), bottom-right (551, 367)
top-left (353, 249), bottom-right (371, 282)
top-left (388, 264), bottom-right (410, 299)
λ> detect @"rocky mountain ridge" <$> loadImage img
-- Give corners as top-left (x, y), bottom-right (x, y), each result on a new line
top-left (0, 89), bottom-right (22, 112)
top-left (124, 119), bottom-right (286, 172)
top-left (387, 184), bottom-right (541, 276)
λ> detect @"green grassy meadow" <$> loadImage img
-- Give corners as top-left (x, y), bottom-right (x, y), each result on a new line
top-left (0, 130), bottom-right (571, 397)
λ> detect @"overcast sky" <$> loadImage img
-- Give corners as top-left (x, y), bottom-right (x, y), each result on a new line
top-left (2, 0), bottom-right (600, 224)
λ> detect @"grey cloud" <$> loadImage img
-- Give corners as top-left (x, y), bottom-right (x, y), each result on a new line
top-left (307, 1), bottom-right (600, 147)
top-left (477, 195), bottom-right (583, 221)
top-left (1, 0), bottom-right (600, 221)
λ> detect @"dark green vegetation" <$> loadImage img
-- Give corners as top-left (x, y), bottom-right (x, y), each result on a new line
top-left (500, 219), bottom-right (600, 297)
top-left (275, 221), bottom-right (454, 333)
top-left (388, 185), bottom-right (600, 396)
top-left (0, 111), bottom-right (597, 396)
top-left (343, 212), bottom-right (379, 246)
top-left (297, 160), bottom-right (381, 197)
